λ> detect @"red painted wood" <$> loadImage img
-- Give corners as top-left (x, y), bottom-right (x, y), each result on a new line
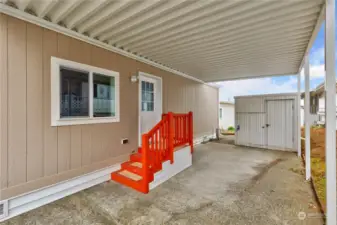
top-left (111, 111), bottom-right (194, 194)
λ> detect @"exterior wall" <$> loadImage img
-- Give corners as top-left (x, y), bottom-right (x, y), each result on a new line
top-left (219, 103), bottom-right (234, 130)
top-left (317, 93), bottom-right (337, 111)
top-left (235, 93), bottom-right (299, 151)
top-left (0, 14), bottom-right (218, 199)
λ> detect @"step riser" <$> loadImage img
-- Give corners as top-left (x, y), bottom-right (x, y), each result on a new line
top-left (111, 173), bottom-right (148, 193)
top-left (130, 153), bottom-right (142, 162)
top-left (121, 163), bottom-right (154, 182)
top-left (111, 151), bottom-right (167, 194)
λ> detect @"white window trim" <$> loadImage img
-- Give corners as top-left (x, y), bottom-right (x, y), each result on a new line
top-left (51, 57), bottom-right (120, 126)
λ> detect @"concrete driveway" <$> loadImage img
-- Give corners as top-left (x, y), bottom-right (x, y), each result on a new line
top-left (2, 142), bottom-right (323, 225)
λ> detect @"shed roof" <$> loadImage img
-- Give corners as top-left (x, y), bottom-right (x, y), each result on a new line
top-left (0, 0), bottom-right (325, 82)
top-left (220, 101), bottom-right (234, 106)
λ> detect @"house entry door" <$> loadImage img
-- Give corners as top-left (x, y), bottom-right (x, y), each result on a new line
top-left (139, 73), bottom-right (162, 146)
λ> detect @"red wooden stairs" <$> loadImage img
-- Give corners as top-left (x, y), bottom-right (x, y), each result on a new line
top-left (111, 112), bottom-right (193, 193)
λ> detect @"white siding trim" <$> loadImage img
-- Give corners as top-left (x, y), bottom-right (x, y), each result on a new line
top-left (0, 163), bottom-right (121, 222)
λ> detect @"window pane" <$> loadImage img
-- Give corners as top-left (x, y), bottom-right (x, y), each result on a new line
top-left (93, 73), bottom-right (115, 117)
top-left (142, 81), bottom-right (145, 91)
top-left (146, 92), bottom-right (151, 102)
top-left (141, 81), bottom-right (155, 112)
top-left (150, 92), bottom-right (154, 101)
top-left (149, 102), bottom-right (154, 111)
top-left (146, 82), bottom-right (150, 91)
top-left (60, 67), bottom-right (89, 118)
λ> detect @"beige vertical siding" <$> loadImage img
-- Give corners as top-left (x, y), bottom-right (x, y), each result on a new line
top-left (7, 17), bottom-right (27, 187)
top-left (43, 29), bottom-right (58, 177)
top-left (0, 13), bottom-right (8, 190)
top-left (27, 23), bottom-right (44, 182)
top-left (0, 14), bottom-right (218, 199)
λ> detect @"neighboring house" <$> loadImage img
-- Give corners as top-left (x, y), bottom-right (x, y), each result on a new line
top-left (219, 101), bottom-right (235, 130)
top-left (300, 82), bottom-right (337, 127)
top-left (0, 13), bottom-right (218, 220)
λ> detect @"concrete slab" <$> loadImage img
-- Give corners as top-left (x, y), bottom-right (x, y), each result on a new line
top-left (1, 142), bottom-right (323, 225)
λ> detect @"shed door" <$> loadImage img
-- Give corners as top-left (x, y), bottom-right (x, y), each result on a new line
top-left (266, 100), bottom-right (294, 150)
top-left (236, 113), bottom-right (265, 147)
top-left (249, 113), bottom-right (266, 147)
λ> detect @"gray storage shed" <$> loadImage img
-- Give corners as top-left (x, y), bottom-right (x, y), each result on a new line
top-left (235, 93), bottom-right (299, 151)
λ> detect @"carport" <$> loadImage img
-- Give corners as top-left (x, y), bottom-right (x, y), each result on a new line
top-left (0, 0), bottom-right (335, 224)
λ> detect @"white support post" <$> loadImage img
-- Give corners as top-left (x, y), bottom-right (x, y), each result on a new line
top-left (304, 54), bottom-right (311, 181)
top-left (297, 73), bottom-right (301, 157)
top-left (325, 0), bottom-right (336, 224)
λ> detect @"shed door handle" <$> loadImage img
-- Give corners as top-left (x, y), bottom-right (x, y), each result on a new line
top-left (266, 124), bottom-right (270, 127)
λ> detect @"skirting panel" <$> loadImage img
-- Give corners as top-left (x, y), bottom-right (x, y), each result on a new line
top-left (149, 145), bottom-right (192, 190)
top-left (0, 164), bottom-right (121, 222)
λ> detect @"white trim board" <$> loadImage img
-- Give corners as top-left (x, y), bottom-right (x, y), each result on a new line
top-left (194, 133), bottom-right (217, 145)
top-left (0, 164), bottom-right (121, 222)
top-left (0, 4), bottom-right (219, 89)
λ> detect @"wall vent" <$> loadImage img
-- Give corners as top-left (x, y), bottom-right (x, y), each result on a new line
top-left (0, 200), bottom-right (8, 220)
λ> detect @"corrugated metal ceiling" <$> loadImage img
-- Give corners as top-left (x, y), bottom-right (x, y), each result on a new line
top-left (1, 0), bottom-right (325, 82)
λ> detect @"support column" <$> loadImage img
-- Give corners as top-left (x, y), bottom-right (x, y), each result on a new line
top-left (297, 73), bottom-right (301, 157)
top-left (325, 0), bottom-right (336, 224)
top-left (304, 54), bottom-right (311, 181)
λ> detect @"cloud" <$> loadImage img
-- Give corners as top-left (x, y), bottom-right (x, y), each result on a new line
top-left (214, 76), bottom-right (299, 102)
top-left (214, 64), bottom-right (325, 102)
top-left (300, 64), bottom-right (325, 78)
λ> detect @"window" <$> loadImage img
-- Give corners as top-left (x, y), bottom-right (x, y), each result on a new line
top-left (51, 57), bottom-right (119, 126)
top-left (219, 108), bottom-right (222, 119)
top-left (93, 73), bottom-right (115, 117)
top-left (141, 81), bottom-right (154, 111)
top-left (60, 68), bottom-right (89, 118)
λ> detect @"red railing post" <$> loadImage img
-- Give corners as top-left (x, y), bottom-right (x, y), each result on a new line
top-left (188, 111), bottom-right (194, 153)
top-left (183, 115), bottom-right (187, 143)
top-left (168, 112), bottom-right (174, 164)
top-left (141, 134), bottom-right (149, 193)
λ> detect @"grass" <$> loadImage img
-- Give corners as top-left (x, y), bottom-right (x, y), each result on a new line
top-left (311, 157), bottom-right (326, 210)
top-left (300, 128), bottom-right (327, 212)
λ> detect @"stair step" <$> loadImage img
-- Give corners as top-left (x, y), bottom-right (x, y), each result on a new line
top-left (121, 161), bottom-right (154, 182)
top-left (119, 170), bottom-right (142, 181)
top-left (111, 171), bottom-right (147, 193)
top-left (131, 162), bottom-right (142, 168)
top-left (121, 162), bottom-right (142, 175)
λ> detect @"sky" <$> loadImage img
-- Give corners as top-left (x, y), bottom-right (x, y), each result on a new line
top-left (215, 20), bottom-right (328, 102)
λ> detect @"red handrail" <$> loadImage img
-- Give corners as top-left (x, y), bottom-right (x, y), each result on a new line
top-left (141, 111), bottom-right (193, 192)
